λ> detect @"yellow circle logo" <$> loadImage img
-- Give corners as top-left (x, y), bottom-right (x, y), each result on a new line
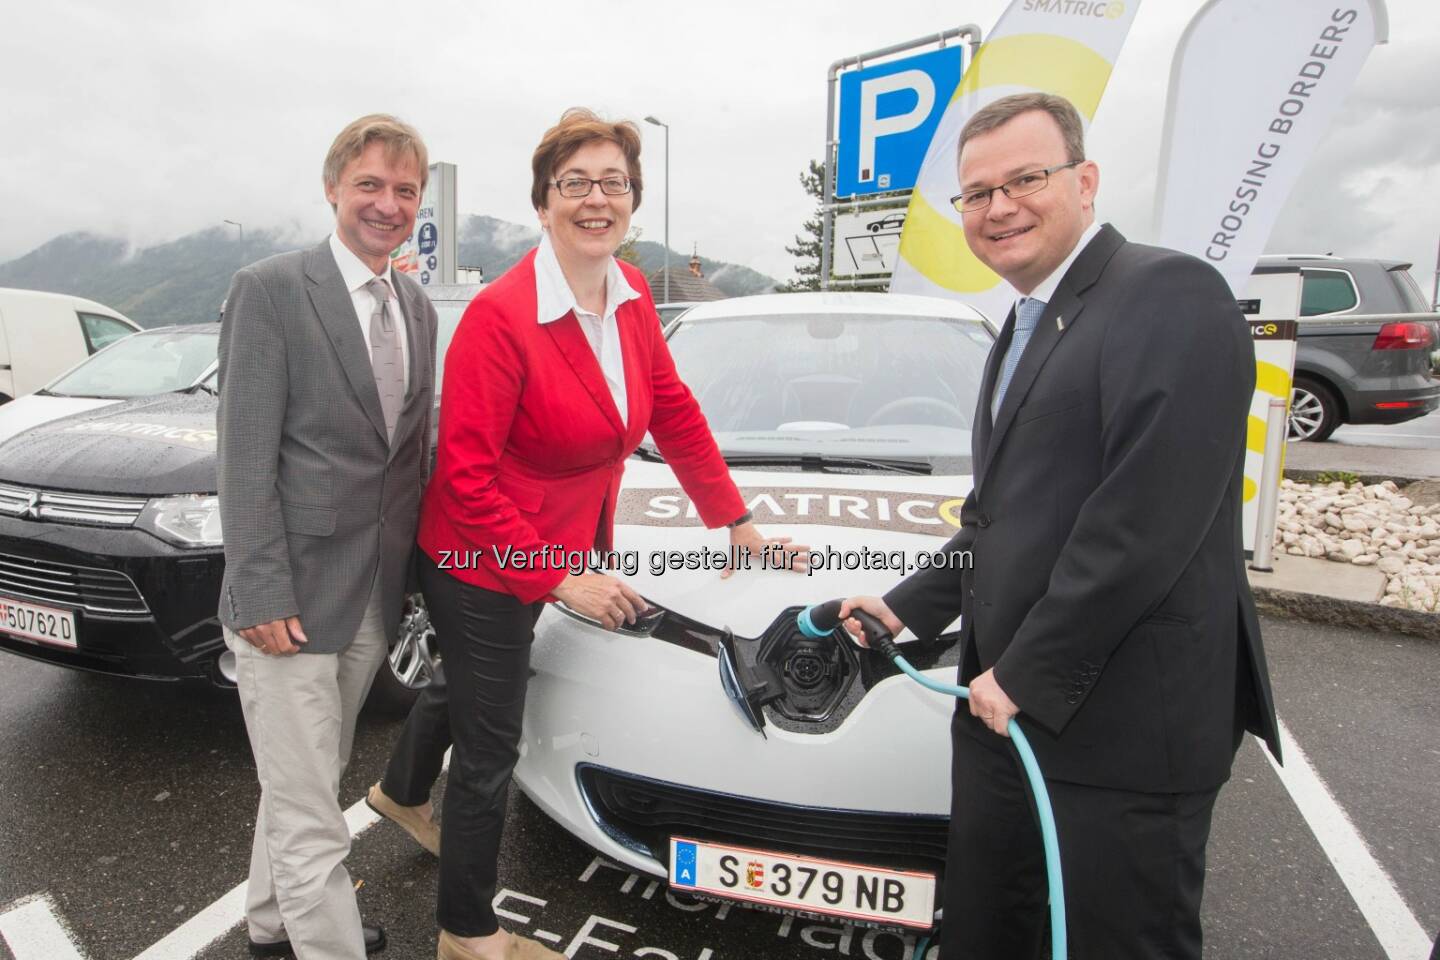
top-left (938, 498), bottom-right (966, 528)
top-left (1106, 2), bottom-right (1125, 18)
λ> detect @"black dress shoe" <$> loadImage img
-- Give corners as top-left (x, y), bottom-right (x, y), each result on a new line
top-left (249, 923), bottom-right (387, 956)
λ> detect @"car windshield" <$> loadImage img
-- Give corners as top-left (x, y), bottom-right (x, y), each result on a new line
top-left (657, 304), bottom-right (693, 328)
top-left (45, 329), bottom-right (219, 399)
top-left (662, 311), bottom-right (991, 462)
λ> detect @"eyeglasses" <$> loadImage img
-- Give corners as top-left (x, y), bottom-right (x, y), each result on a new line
top-left (550, 176), bottom-right (636, 199)
top-left (950, 160), bottom-right (1083, 214)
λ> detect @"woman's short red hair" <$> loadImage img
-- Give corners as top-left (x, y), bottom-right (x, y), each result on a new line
top-left (530, 107), bottom-right (643, 212)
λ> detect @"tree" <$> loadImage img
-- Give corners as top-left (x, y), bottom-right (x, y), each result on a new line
top-left (777, 160), bottom-right (825, 292)
top-left (616, 225), bottom-right (643, 266)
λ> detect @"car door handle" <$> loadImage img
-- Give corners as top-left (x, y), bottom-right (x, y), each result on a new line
top-left (0, 363), bottom-right (10, 370)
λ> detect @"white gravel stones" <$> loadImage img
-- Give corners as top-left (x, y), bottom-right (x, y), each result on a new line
top-left (1276, 479), bottom-right (1440, 613)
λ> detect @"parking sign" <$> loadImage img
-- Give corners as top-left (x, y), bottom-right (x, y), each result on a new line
top-left (836, 47), bottom-right (963, 198)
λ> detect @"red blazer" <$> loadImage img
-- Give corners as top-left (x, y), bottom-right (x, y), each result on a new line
top-left (416, 249), bottom-right (745, 602)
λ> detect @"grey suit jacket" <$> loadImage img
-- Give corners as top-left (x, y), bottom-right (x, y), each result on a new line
top-left (216, 240), bottom-right (438, 654)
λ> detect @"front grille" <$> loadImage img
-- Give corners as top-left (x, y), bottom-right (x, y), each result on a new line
top-left (0, 553), bottom-right (150, 617)
top-left (0, 483), bottom-right (146, 527)
top-left (578, 765), bottom-right (948, 882)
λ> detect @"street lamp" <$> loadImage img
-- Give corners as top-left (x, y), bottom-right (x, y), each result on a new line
top-left (223, 219), bottom-right (243, 247)
top-left (643, 115), bottom-right (670, 304)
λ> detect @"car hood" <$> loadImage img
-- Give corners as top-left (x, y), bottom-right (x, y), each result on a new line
top-left (611, 460), bottom-right (973, 638)
top-left (0, 392), bottom-right (218, 495)
top-left (0, 394), bottom-right (121, 445)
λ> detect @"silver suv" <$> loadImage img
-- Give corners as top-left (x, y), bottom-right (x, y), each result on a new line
top-left (1253, 255), bottom-right (1440, 441)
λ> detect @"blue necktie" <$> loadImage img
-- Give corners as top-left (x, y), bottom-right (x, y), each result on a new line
top-left (992, 296), bottom-right (1046, 418)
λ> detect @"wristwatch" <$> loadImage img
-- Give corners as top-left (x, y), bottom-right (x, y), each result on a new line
top-left (726, 510), bottom-right (754, 529)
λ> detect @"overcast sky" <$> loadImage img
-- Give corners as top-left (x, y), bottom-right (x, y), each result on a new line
top-left (2, 0), bottom-right (1436, 292)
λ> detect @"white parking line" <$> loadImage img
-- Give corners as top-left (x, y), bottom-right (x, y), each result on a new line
top-left (130, 884), bottom-right (248, 960)
top-left (0, 786), bottom-right (392, 960)
top-left (131, 791), bottom-right (385, 960)
top-left (0, 894), bottom-right (85, 960)
top-left (1264, 719), bottom-right (1435, 960)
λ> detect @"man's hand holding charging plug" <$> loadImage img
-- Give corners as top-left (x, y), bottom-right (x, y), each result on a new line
top-left (839, 595), bottom-right (1019, 738)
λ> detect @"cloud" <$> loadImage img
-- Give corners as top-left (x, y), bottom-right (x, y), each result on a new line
top-left (1, 0), bottom-right (1433, 291)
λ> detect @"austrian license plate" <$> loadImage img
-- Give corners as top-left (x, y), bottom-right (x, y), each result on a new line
top-left (668, 836), bottom-right (935, 929)
top-left (0, 595), bottom-right (77, 648)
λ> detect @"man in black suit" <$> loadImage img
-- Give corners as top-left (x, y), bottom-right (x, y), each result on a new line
top-left (842, 93), bottom-right (1281, 959)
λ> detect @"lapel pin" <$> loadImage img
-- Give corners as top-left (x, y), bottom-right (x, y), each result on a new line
top-left (1055, 315), bottom-right (1065, 332)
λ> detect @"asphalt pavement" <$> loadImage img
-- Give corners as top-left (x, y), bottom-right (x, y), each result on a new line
top-left (1286, 409), bottom-right (1440, 482)
top-left (0, 413), bottom-right (1434, 960)
top-left (0, 614), bottom-right (1435, 960)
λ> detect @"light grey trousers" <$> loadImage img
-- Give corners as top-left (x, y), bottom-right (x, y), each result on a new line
top-left (224, 589), bottom-right (387, 960)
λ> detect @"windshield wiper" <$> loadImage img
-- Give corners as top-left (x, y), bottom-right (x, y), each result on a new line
top-left (180, 381), bottom-right (218, 396)
top-left (631, 444), bottom-right (666, 463)
top-left (721, 453), bottom-right (932, 475)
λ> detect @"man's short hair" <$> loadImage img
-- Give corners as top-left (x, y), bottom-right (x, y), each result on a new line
top-left (530, 108), bottom-right (644, 213)
top-left (322, 114), bottom-right (429, 194)
top-left (958, 93), bottom-right (1086, 164)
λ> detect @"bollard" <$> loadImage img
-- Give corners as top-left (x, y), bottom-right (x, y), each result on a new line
top-left (1249, 397), bottom-right (1289, 572)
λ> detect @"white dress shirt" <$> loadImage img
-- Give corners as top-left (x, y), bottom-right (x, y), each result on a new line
top-left (533, 231), bottom-right (641, 426)
top-left (329, 232), bottom-right (409, 393)
top-left (1012, 220), bottom-right (1102, 314)
top-left (990, 222), bottom-right (1102, 418)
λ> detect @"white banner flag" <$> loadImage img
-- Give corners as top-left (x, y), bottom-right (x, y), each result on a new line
top-left (888, 0), bottom-right (1142, 322)
top-left (1155, 0), bottom-right (1388, 294)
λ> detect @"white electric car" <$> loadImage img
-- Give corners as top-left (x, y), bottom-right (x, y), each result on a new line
top-left (513, 292), bottom-right (994, 932)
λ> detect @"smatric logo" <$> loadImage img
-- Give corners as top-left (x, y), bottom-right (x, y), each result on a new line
top-left (1023, 0), bottom-right (1125, 18)
top-left (617, 486), bottom-right (968, 535)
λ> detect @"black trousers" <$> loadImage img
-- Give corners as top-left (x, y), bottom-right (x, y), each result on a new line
top-left (942, 709), bottom-right (1222, 960)
top-left (394, 554), bottom-right (544, 937)
top-left (380, 660), bottom-right (450, 808)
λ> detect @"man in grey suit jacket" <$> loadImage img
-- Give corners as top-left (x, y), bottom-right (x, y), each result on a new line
top-left (842, 94), bottom-right (1279, 959)
top-left (217, 114), bottom-right (438, 960)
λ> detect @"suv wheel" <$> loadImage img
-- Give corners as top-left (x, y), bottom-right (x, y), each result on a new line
top-left (365, 593), bottom-right (438, 716)
top-left (1289, 376), bottom-right (1339, 442)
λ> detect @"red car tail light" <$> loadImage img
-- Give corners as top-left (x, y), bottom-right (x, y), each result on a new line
top-left (1371, 321), bottom-right (1434, 350)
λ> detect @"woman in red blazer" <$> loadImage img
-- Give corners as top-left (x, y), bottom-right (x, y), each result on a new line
top-left (390, 109), bottom-right (800, 960)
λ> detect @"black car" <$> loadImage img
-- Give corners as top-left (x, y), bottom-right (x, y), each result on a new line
top-left (0, 284), bottom-right (480, 711)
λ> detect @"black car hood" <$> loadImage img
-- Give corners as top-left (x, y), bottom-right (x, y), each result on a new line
top-left (0, 392), bottom-right (218, 495)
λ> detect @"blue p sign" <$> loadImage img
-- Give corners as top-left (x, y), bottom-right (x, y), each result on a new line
top-left (836, 46), bottom-right (963, 198)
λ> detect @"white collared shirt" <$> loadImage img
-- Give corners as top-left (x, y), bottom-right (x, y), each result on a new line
top-left (1011, 220), bottom-right (1102, 316)
top-left (329, 232), bottom-right (409, 393)
top-left (534, 231), bottom-right (641, 426)
top-left (990, 222), bottom-right (1102, 419)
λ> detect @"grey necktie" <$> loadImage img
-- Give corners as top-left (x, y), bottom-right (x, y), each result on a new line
top-left (366, 277), bottom-right (404, 442)
top-left (992, 296), bottom-right (1046, 418)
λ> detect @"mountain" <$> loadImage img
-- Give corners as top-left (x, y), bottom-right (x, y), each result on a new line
top-left (458, 215), bottom-right (778, 298)
top-left (0, 228), bottom-right (280, 328)
top-left (0, 219), bottom-right (779, 328)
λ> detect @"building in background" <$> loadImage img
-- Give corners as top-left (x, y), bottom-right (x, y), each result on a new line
top-left (648, 249), bottom-right (726, 306)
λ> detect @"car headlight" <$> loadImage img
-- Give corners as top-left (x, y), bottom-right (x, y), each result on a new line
top-left (136, 494), bottom-right (223, 548)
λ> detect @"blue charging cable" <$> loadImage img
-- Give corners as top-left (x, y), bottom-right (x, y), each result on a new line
top-left (798, 600), bottom-right (1066, 960)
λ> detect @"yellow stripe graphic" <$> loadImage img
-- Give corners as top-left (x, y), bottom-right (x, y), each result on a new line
top-left (953, 34), bottom-right (1114, 117)
top-left (1255, 360), bottom-right (1291, 398)
top-left (1246, 414), bottom-right (1269, 455)
top-left (902, 34), bottom-right (1116, 289)
top-left (898, 192), bottom-right (998, 293)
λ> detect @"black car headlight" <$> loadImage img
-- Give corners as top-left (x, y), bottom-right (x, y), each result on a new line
top-left (135, 495), bottom-right (223, 548)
